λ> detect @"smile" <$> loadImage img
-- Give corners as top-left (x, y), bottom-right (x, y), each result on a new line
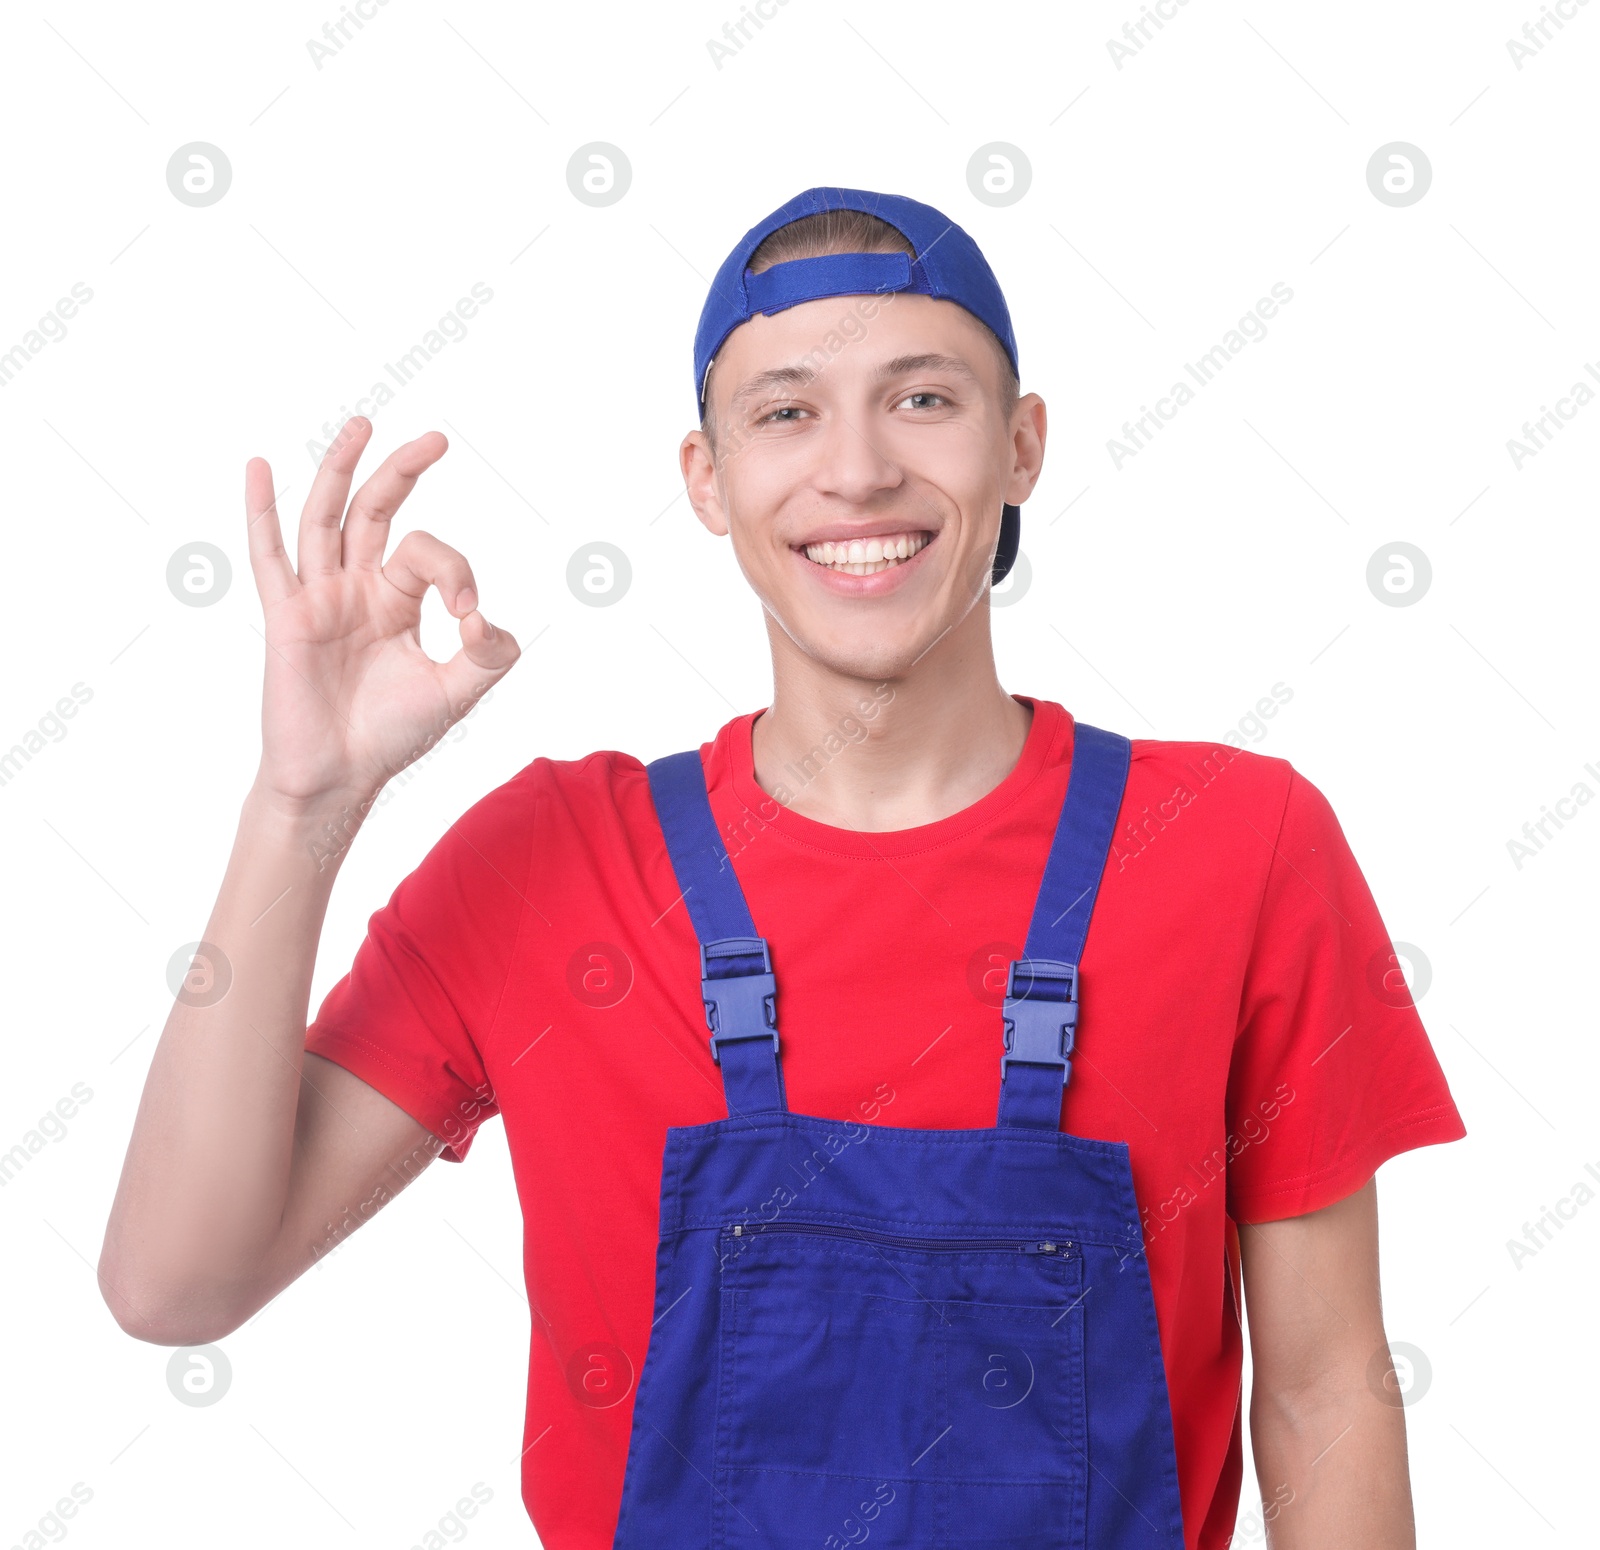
top-left (800, 530), bottom-right (933, 575)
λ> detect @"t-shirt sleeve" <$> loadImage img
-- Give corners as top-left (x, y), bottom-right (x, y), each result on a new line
top-left (1225, 766), bottom-right (1467, 1223)
top-left (304, 770), bottom-right (537, 1163)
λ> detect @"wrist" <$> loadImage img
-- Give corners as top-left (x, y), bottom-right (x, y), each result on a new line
top-left (240, 778), bottom-right (379, 869)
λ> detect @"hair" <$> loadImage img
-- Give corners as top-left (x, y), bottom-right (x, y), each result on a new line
top-left (699, 208), bottom-right (1020, 454)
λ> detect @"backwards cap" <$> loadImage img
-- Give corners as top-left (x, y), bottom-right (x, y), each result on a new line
top-left (693, 186), bottom-right (1023, 585)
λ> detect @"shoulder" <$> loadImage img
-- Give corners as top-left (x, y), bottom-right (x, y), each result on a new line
top-left (458, 744), bottom-right (647, 814)
top-left (1110, 731), bottom-right (1351, 882)
top-left (438, 745), bottom-right (660, 857)
top-left (1125, 733), bottom-right (1297, 822)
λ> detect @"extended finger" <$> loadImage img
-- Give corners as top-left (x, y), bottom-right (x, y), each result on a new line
top-left (244, 457), bottom-right (297, 607)
top-left (296, 416), bottom-right (374, 577)
top-left (382, 529), bottom-right (480, 617)
top-left (341, 430), bottom-right (449, 569)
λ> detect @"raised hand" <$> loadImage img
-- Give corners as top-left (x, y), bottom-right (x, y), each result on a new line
top-left (243, 417), bottom-right (520, 816)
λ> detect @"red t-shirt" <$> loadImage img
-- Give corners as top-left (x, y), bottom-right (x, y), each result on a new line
top-left (305, 696), bottom-right (1466, 1549)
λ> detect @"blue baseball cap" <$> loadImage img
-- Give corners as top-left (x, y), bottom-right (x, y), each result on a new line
top-left (693, 186), bottom-right (1023, 585)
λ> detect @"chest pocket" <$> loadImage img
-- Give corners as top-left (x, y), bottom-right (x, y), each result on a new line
top-left (713, 1220), bottom-right (1090, 1550)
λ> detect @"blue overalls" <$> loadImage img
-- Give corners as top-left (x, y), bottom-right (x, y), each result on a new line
top-left (612, 723), bottom-right (1186, 1549)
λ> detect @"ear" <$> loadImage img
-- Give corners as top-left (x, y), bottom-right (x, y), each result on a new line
top-left (1005, 393), bottom-right (1047, 507)
top-left (681, 428), bottom-right (730, 537)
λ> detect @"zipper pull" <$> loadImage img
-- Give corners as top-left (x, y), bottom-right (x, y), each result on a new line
top-left (1025, 1240), bottom-right (1058, 1254)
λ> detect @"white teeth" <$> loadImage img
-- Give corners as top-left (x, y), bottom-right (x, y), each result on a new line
top-left (802, 531), bottom-right (929, 573)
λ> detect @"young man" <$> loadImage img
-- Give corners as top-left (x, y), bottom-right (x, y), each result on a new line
top-left (101, 187), bottom-right (1465, 1549)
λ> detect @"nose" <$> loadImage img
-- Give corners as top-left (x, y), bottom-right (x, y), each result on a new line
top-left (806, 410), bottom-right (907, 510)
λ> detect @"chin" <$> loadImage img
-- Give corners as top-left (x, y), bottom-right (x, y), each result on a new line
top-left (789, 624), bottom-right (928, 684)
top-left (759, 584), bottom-right (969, 685)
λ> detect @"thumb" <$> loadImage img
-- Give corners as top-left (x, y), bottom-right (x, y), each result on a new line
top-left (438, 608), bottom-right (521, 711)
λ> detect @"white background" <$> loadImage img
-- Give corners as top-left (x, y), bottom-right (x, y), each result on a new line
top-left (1, 1), bottom-right (1594, 1545)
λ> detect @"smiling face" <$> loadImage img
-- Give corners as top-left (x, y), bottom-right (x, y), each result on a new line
top-left (682, 291), bottom-right (1046, 686)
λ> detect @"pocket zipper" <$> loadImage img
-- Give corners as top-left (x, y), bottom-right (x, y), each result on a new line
top-left (724, 1221), bottom-right (1073, 1256)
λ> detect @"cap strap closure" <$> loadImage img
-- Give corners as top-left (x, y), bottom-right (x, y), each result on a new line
top-left (744, 251), bottom-right (917, 315)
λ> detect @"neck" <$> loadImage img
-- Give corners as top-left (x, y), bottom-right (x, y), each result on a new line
top-left (751, 607), bottom-right (1033, 831)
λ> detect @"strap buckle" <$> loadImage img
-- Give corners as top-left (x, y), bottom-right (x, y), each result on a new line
top-left (700, 936), bottom-right (779, 1065)
top-left (1000, 958), bottom-right (1079, 1086)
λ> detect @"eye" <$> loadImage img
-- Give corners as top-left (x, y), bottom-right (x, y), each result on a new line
top-left (898, 391), bottom-right (949, 410)
top-left (757, 404), bottom-right (808, 424)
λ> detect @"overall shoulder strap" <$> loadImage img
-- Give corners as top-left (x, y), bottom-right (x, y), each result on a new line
top-left (646, 749), bottom-right (787, 1117)
top-left (996, 722), bottom-right (1131, 1129)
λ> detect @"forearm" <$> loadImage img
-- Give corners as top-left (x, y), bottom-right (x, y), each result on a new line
top-left (98, 779), bottom-right (370, 1339)
top-left (1248, 1352), bottom-right (1415, 1548)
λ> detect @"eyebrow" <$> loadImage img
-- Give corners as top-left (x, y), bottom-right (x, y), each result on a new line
top-left (728, 351), bottom-right (981, 408)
